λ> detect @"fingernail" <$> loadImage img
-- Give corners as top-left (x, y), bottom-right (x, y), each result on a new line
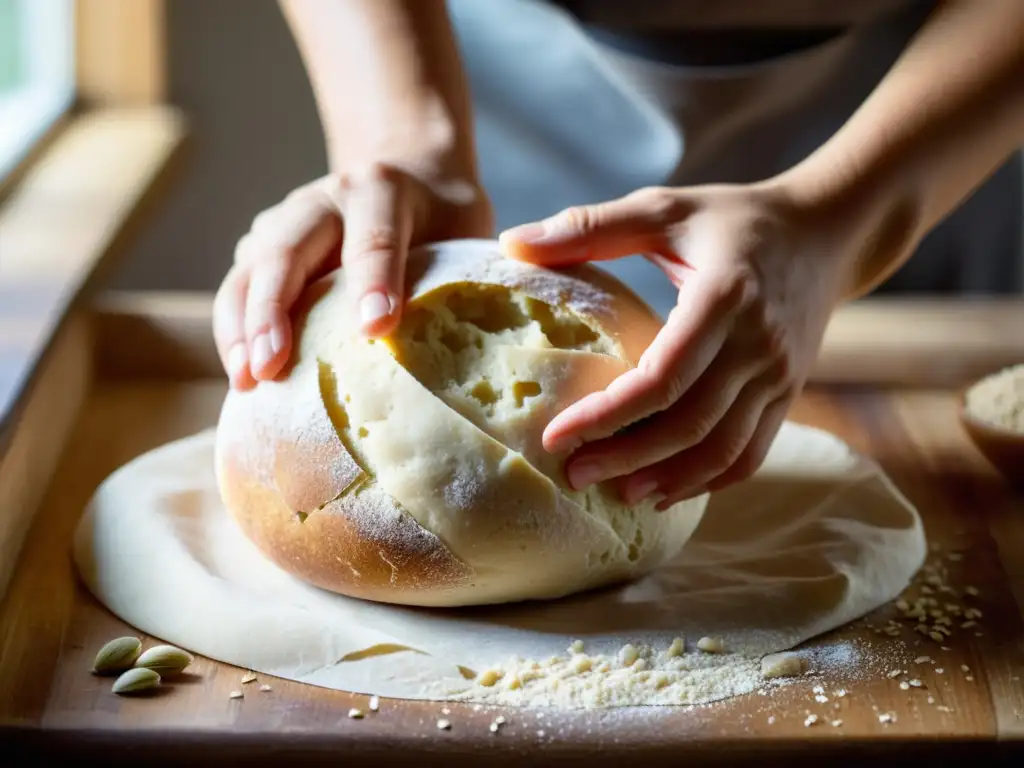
top-left (567, 459), bottom-right (605, 490)
top-left (360, 291), bottom-right (393, 329)
top-left (656, 486), bottom-right (708, 511)
top-left (250, 333), bottom-right (273, 374)
top-left (269, 324), bottom-right (286, 356)
top-left (501, 221), bottom-right (547, 244)
top-left (546, 433), bottom-right (582, 453)
top-left (625, 480), bottom-right (659, 505)
top-left (227, 342), bottom-right (248, 379)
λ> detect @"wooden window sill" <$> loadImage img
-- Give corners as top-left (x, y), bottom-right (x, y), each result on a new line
top-left (0, 104), bottom-right (188, 439)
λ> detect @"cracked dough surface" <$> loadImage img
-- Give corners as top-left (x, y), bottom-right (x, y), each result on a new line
top-left (214, 240), bottom-right (710, 607)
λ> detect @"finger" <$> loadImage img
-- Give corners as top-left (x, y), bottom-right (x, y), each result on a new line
top-left (705, 396), bottom-right (791, 492)
top-left (562, 346), bottom-right (770, 489)
top-left (340, 165), bottom-right (414, 337)
top-left (498, 187), bottom-right (689, 266)
top-left (213, 265), bottom-right (256, 390)
top-left (244, 203), bottom-right (341, 380)
top-left (543, 270), bottom-right (746, 455)
top-left (618, 373), bottom-right (778, 509)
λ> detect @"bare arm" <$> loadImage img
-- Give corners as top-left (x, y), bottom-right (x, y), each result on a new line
top-left (777, 0), bottom-right (1024, 296)
top-left (279, 0), bottom-right (478, 179)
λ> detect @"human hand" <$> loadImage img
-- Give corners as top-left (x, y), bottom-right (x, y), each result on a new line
top-left (214, 164), bottom-right (493, 390)
top-left (499, 183), bottom-right (855, 507)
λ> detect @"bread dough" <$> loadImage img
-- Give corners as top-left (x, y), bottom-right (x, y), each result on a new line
top-left (215, 240), bottom-right (710, 607)
top-left (73, 419), bottom-right (926, 707)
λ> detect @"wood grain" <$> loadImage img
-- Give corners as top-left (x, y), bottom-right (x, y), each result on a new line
top-left (1, 298), bottom-right (1022, 765)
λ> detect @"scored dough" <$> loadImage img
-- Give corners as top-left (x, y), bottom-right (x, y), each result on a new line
top-left (215, 240), bottom-right (711, 607)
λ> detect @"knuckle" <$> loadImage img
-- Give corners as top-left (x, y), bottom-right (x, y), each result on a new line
top-left (628, 186), bottom-right (683, 224)
top-left (684, 411), bottom-right (720, 447)
top-left (717, 267), bottom-right (760, 311)
top-left (729, 445), bottom-right (768, 483)
top-left (250, 207), bottom-right (279, 235)
top-left (638, 364), bottom-right (687, 412)
top-left (337, 161), bottom-right (405, 192)
top-left (346, 225), bottom-right (400, 262)
top-left (559, 205), bottom-right (598, 235)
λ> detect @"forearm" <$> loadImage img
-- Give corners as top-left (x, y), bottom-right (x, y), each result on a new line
top-left (776, 0), bottom-right (1024, 297)
top-left (279, 0), bottom-right (478, 178)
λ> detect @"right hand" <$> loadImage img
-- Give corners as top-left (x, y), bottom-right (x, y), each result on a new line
top-left (214, 163), bottom-right (493, 390)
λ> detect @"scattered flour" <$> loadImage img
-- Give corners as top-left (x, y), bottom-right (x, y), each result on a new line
top-left (443, 638), bottom-right (792, 709)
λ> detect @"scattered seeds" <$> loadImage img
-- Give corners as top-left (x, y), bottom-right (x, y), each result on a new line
top-left (697, 636), bottom-right (725, 653)
top-left (259, 684), bottom-right (272, 692)
top-left (804, 714), bottom-right (819, 727)
top-left (899, 682), bottom-right (910, 691)
top-left (241, 671), bottom-right (257, 684)
top-left (477, 669), bottom-right (503, 687)
top-left (229, 690), bottom-right (243, 699)
top-left (134, 645), bottom-right (193, 677)
top-left (369, 695), bottom-right (380, 712)
top-left (830, 719), bottom-right (843, 727)
top-left (92, 637), bottom-right (143, 675)
top-left (348, 708), bottom-right (364, 719)
top-left (111, 667), bottom-right (160, 695)
top-left (437, 719), bottom-right (452, 731)
top-left (618, 644), bottom-right (639, 666)
top-left (761, 652), bottom-right (805, 679)
top-left (666, 637), bottom-right (685, 658)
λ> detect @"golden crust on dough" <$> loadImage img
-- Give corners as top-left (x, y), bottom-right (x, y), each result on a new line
top-left (215, 240), bottom-right (677, 606)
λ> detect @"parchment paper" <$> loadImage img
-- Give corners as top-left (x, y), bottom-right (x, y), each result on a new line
top-left (72, 420), bottom-right (926, 704)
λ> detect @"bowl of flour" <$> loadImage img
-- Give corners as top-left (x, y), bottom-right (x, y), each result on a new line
top-left (959, 363), bottom-right (1024, 488)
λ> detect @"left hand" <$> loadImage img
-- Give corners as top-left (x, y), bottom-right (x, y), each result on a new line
top-left (499, 182), bottom-right (854, 509)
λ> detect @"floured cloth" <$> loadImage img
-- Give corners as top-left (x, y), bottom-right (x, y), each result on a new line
top-left (72, 420), bottom-right (925, 707)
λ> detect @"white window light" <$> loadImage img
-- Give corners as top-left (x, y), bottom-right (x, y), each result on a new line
top-left (0, 0), bottom-right (75, 183)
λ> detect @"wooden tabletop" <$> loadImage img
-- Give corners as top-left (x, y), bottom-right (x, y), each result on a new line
top-left (0, 292), bottom-right (1022, 766)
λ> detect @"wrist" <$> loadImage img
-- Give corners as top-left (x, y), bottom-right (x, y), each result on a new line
top-left (766, 151), bottom-right (925, 301)
top-left (325, 91), bottom-right (479, 185)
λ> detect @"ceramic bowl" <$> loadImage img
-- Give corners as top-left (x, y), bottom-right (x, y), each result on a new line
top-left (957, 375), bottom-right (1024, 489)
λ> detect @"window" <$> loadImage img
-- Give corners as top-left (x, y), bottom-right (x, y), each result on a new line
top-left (0, 0), bottom-right (75, 183)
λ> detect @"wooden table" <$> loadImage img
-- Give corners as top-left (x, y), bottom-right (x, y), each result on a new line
top-left (2, 280), bottom-right (1024, 765)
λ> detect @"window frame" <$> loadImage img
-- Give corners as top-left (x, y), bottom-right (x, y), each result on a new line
top-left (0, 0), bottom-right (166, 199)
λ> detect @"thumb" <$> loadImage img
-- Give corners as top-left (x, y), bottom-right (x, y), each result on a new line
top-left (498, 187), bottom-right (683, 266)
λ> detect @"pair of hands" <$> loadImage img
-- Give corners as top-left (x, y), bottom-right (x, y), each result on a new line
top-left (214, 164), bottom-right (850, 507)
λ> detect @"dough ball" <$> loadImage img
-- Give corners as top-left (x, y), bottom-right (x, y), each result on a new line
top-left (214, 239), bottom-right (710, 607)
